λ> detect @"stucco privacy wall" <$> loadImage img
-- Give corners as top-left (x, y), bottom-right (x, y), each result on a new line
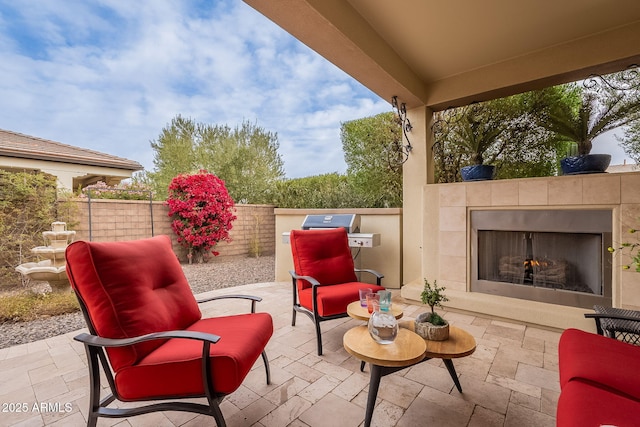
top-left (69, 199), bottom-right (276, 261)
top-left (274, 208), bottom-right (403, 289)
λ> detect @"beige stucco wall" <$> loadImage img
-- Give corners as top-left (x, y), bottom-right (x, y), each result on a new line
top-left (401, 172), bottom-right (640, 332)
top-left (401, 107), bottom-right (432, 288)
top-left (0, 156), bottom-right (135, 190)
top-left (275, 208), bottom-right (403, 288)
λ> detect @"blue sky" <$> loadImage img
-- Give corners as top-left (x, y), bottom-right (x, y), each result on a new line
top-left (0, 0), bottom-right (390, 178)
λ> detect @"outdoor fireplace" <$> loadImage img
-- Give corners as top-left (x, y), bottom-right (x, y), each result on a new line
top-left (471, 209), bottom-right (612, 309)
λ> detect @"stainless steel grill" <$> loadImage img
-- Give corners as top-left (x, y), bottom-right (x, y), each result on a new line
top-left (282, 213), bottom-right (379, 248)
top-left (301, 214), bottom-right (360, 233)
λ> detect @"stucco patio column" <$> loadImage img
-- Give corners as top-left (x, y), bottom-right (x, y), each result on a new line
top-left (402, 106), bottom-right (433, 286)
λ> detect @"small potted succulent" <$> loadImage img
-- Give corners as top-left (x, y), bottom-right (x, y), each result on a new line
top-left (415, 278), bottom-right (450, 341)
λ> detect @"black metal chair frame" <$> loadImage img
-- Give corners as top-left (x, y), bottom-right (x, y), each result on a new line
top-left (74, 293), bottom-right (271, 427)
top-left (290, 268), bottom-right (383, 355)
top-left (585, 305), bottom-right (640, 346)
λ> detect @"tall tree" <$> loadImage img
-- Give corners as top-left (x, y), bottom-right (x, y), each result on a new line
top-left (341, 112), bottom-right (403, 207)
top-left (147, 115), bottom-right (198, 198)
top-left (197, 121), bottom-right (284, 204)
top-left (611, 70), bottom-right (640, 163)
top-left (148, 116), bottom-right (284, 202)
top-left (620, 121), bottom-right (640, 164)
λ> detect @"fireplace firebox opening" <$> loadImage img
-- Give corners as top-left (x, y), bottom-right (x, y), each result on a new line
top-left (471, 209), bottom-right (612, 309)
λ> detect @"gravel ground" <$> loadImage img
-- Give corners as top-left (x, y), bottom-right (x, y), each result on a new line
top-left (0, 255), bottom-right (275, 349)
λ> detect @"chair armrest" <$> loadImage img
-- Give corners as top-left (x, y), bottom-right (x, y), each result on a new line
top-left (585, 313), bottom-right (640, 322)
top-left (197, 294), bottom-right (263, 313)
top-left (290, 271), bottom-right (345, 288)
top-left (355, 268), bottom-right (384, 285)
top-left (585, 312), bottom-right (640, 336)
top-left (74, 330), bottom-right (221, 348)
top-left (75, 330), bottom-right (223, 402)
top-left (291, 269), bottom-right (384, 287)
top-left (290, 270), bottom-right (321, 287)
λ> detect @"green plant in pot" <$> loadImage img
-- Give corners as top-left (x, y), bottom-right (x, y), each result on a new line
top-left (532, 74), bottom-right (640, 175)
top-left (415, 279), bottom-right (450, 341)
top-left (433, 100), bottom-right (519, 182)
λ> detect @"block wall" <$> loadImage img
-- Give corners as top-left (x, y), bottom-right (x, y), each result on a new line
top-left (69, 199), bottom-right (275, 260)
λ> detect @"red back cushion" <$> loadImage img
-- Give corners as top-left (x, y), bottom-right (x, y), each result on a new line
top-left (65, 235), bottom-right (202, 371)
top-left (559, 328), bottom-right (640, 400)
top-left (290, 228), bottom-right (358, 290)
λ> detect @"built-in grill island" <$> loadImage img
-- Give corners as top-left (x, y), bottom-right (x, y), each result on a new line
top-left (471, 209), bottom-right (612, 309)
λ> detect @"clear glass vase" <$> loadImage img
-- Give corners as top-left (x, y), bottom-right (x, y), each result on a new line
top-left (368, 304), bottom-right (398, 344)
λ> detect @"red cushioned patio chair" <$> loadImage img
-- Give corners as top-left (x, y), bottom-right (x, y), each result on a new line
top-left (65, 235), bottom-right (273, 427)
top-left (289, 227), bottom-right (385, 355)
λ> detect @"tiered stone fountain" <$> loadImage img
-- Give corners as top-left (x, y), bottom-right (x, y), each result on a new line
top-left (15, 221), bottom-right (76, 292)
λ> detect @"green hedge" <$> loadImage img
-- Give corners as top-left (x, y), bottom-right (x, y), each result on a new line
top-left (272, 173), bottom-right (368, 208)
top-left (0, 171), bottom-right (76, 288)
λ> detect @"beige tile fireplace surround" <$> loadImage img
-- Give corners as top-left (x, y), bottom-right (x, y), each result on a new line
top-left (401, 171), bottom-right (640, 332)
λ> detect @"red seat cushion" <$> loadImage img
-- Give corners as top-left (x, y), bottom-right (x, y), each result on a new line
top-left (557, 379), bottom-right (640, 427)
top-left (298, 282), bottom-right (386, 317)
top-left (115, 313), bottom-right (273, 399)
top-left (290, 228), bottom-right (358, 290)
top-left (559, 328), bottom-right (640, 401)
top-left (65, 236), bottom-right (202, 371)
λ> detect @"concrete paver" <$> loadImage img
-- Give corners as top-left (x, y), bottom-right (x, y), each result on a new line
top-left (0, 281), bottom-right (561, 427)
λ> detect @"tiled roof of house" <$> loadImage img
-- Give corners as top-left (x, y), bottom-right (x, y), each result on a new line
top-left (0, 128), bottom-right (143, 171)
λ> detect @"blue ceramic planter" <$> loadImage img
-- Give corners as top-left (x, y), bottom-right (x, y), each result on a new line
top-left (560, 154), bottom-right (611, 175)
top-left (461, 164), bottom-right (495, 181)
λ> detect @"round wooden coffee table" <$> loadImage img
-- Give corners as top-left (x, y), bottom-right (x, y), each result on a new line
top-left (344, 325), bottom-right (426, 427)
top-left (400, 321), bottom-right (476, 392)
top-left (343, 325), bottom-right (426, 366)
top-left (346, 301), bottom-right (404, 322)
top-left (344, 323), bottom-right (476, 427)
top-left (400, 321), bottom-right (476, 357)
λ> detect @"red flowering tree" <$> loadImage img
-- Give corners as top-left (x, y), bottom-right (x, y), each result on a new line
top-left (166, 170), bottom-right (236, 263)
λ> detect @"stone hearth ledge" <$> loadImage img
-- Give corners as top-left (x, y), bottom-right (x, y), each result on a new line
top-left (401, 279), bottom-right (596, 332)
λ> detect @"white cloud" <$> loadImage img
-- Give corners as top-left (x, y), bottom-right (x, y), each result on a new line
top-left (0, 0), bottom-right (389, 178)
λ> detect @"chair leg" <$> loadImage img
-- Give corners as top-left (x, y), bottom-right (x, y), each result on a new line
top-left (292, 308), bottom-right (297, 326)
top-left (261, 350), bottom-right (271, 384)
top-left (209, 399), bottom-right (227, 427)
top-left (88, 411), bottom-right (98, 427)
top-left (315, 318), bottom-right (323, 356)
top-left (85, 346), bottom-right (102, 427)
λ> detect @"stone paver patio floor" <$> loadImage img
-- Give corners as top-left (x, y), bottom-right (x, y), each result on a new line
top-left (0, 281), bottom-right (561, 426)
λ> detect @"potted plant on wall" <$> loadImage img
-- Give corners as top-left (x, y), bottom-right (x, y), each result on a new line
top-left (456, 109), bottom-right (499, 181)
top-left (433, 100), bottom-right (519, 181)
top-left (415, 278), bottom-right (450, 341)
top-left (533, 75), bottom-right (640, 175)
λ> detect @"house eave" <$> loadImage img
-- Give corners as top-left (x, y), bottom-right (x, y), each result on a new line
top-left (0, 150), bottom-right (143, 171)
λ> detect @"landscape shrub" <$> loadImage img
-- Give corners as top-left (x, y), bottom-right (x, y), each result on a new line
top-left (272, 173), bottom-right (368, 208)
top-left (0, 291), bottom-right (79, 322)
top-left (79, 180), bottom-right (153, 200)
top-left (0, 171), bottom-right (58, 288)
top-left (167, 170), bottom-right (236, 263)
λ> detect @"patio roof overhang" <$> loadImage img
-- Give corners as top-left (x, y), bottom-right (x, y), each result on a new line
top-left (244, 0), bottom-right (640, 111)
